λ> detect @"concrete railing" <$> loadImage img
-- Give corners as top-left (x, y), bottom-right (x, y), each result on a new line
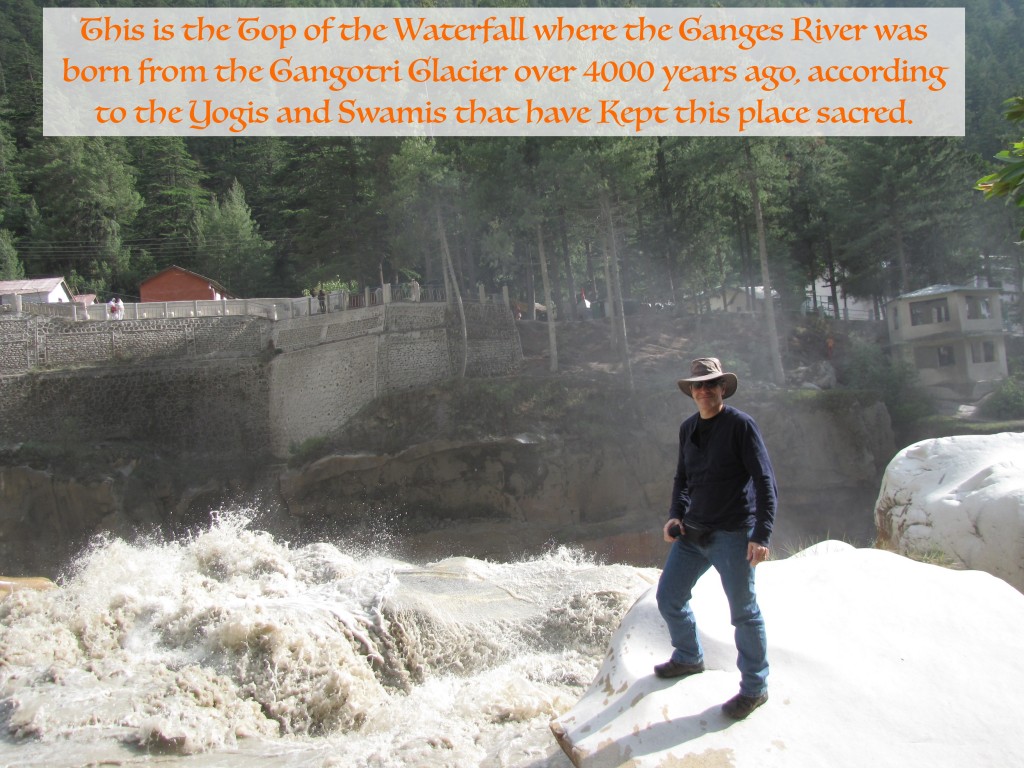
top-left (22, 284), bottom-right (511, 323)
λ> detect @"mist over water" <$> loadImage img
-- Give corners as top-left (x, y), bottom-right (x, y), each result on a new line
top-left (0, 509), bottom-right (658, 767)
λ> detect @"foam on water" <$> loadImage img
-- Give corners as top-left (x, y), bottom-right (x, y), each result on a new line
top-left (0, 509), bottom-right (657, 767)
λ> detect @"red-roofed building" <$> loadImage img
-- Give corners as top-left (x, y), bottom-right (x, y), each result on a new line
top-left (139, 266), bottom-right (235, 303)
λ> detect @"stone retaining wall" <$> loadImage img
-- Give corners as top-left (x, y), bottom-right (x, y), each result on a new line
top-left (0, 358), bottom-right (272, 453)
top-left (0, 315), bottom-right (269, 373)
top-left (267, 302), bottom-right (521, 454)
top-left (1, 303), bottom-right (522, 458)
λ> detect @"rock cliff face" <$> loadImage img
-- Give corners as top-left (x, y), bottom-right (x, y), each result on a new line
top-left (0, 465), bottom-right (116, 569)
top-left (276, 391), bottom-right (893, 565)
top-left (0, 387), bottom-right (894, 576)
top-left (1, 313), bottom-right (901, 575)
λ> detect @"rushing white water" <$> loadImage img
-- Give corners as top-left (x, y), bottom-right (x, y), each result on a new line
top-left (0, 510), bottom-right (658, 767)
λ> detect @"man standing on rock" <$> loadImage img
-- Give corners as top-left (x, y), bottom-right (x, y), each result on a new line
top-left (655, 357), bottom-right (777, 720)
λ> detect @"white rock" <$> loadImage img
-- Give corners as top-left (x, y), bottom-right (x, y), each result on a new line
top-left (551, 544), bottom-right (1024, 767)
top-left (874, 432), bottom-right (1024, 590)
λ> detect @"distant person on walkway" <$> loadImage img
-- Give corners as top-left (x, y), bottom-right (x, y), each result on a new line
top-left (577, 289), bottom-right (592, 319)
top-left (318, 288), bottom-right (326, 313)
top-left (655, 357), bottom-right (778, 721)
top-left (107, 297), bottom-right (123, 321)
top-left (409, 279), bottom-right (421, 302)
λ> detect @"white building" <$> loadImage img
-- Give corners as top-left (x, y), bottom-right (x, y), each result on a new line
top-left (0, 277), bottom-right (74, 308)
top-left (803, 277), bottom-right (878, 321)
top-left (886, 284), bottom-right (1008, 399)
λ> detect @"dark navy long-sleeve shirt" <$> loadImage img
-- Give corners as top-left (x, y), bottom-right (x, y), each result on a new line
top-left (668, 405), bottom-right (778, 546)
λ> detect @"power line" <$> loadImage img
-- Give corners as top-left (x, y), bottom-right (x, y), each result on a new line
top-left (13, 232), bottom-right (295, 262)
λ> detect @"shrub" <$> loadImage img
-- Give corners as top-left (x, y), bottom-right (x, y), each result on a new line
top-left (288, 435), bottom-right (330, 467)
top-left (979, 375), bottom-right (1024, 419)
top-left (836, 339), bottom-right (934, 429)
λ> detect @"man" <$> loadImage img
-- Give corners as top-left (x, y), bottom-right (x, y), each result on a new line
top-left (655, 357), bottom-right (778, 720)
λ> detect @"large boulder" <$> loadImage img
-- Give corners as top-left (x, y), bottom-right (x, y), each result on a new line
top-left (874, 432), bottom-right (1024, 591)
top-left (551, 543), bottom-right (1024, 767)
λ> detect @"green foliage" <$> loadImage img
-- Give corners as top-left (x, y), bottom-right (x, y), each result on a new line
top-left (8, 440), bottom-right (70, 467)
top-left (979, 373), bottom-right (1024, 420)
top-left (196, 179), bottom-right (273, 297)
top-left (2, 3), bottom-right (1023, 308)
top-left (19, 137), bottom-right (142, 296)
top-left (288, 435), bottom-right (330, 468)
top-left (0, 229), bottom-right (24, 279)
top-left (126, 137), bottom-right (206, 271)
top-left (908, 413), bottom-right (1024, 442)
top-left (977, 96), bottom-right (1024, 239)
top-left (836, 137), bottom-right (987, 297)
top-left (315, 278), bottom-right (359, 295)
top-left (837, 338), bottom-right (934, 430)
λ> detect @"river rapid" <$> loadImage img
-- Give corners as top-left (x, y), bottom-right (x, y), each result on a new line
top-left (0, 509), bottom-right (658, 767)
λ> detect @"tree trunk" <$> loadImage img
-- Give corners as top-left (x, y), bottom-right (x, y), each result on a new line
top-left (558, 208), bottom-right (578, 320)
top-left (602, 231), bottom-right (618, 350)
top-left (826, 238), bottom-right (841, 319)
top-left (519, 237), bottom-right (536, 320)
top-left (655, 137), bottom-right (678, 307)
top-left (609, 229), bottom-right (634, 391)
top-left (536, 223), bottom-right (558, 372)
top-left (436, 202), bottom-right (467, 378)
top-left (585, 238), bottom-right (597, 299)
top-left (743, 139), bottom-right (786, 386)
top-left (546, 222), bottom-right (564, 324)
top-left (601, 193), bottom-right (633, 390)
top-left (895, 220), bottom-right (909, 294)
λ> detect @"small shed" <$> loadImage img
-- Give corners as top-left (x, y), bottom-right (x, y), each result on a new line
top-left (0, 277), bottom-right (74, 307)
top-left (139, 266), bottom-right (235, 303)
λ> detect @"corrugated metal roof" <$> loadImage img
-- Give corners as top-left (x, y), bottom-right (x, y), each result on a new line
top-left (898, 283), bottom-right (1002, 300)
top-left (0, 277), bottom-right (66, 293)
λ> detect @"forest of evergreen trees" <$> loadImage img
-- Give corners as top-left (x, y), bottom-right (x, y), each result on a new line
top-left (1, 0), bottom-right (1022, 323)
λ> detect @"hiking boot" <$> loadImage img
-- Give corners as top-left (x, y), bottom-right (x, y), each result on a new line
top-left (721, 691), bottom-right (768, 720)
top-left (653, 659), bottom-right (705, 679)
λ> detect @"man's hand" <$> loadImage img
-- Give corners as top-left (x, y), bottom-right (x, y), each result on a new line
top-left (664, 518), bottom-right (683, 543)
top-left (747, 542), bottom-right (769, 566)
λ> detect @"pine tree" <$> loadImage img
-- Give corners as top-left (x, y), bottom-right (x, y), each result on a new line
top-left (0, 229), bottom-right (24, 279)
top-left (19, 136), bottom-right (141, 295)
top-left (126, 137), bottom-right (207, 273)
top-left (196, 179), bottom-right (273, 298)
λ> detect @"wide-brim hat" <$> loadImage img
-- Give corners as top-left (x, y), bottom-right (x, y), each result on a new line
top-left (677, 357), bottom-right (738, 399)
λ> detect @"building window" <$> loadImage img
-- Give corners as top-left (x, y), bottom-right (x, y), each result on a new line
top-left (971, 341), bottom-right (996, 363)
top-left (965, 295), bottom-right (992, 320)
top-left (937, 345), bottom-right (955, 367)
top-left (910, 298), bottom-right (949, 326)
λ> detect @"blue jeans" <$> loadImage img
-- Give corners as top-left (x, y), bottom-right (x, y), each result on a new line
top-left (656, 528), bottom-right (768, 697)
